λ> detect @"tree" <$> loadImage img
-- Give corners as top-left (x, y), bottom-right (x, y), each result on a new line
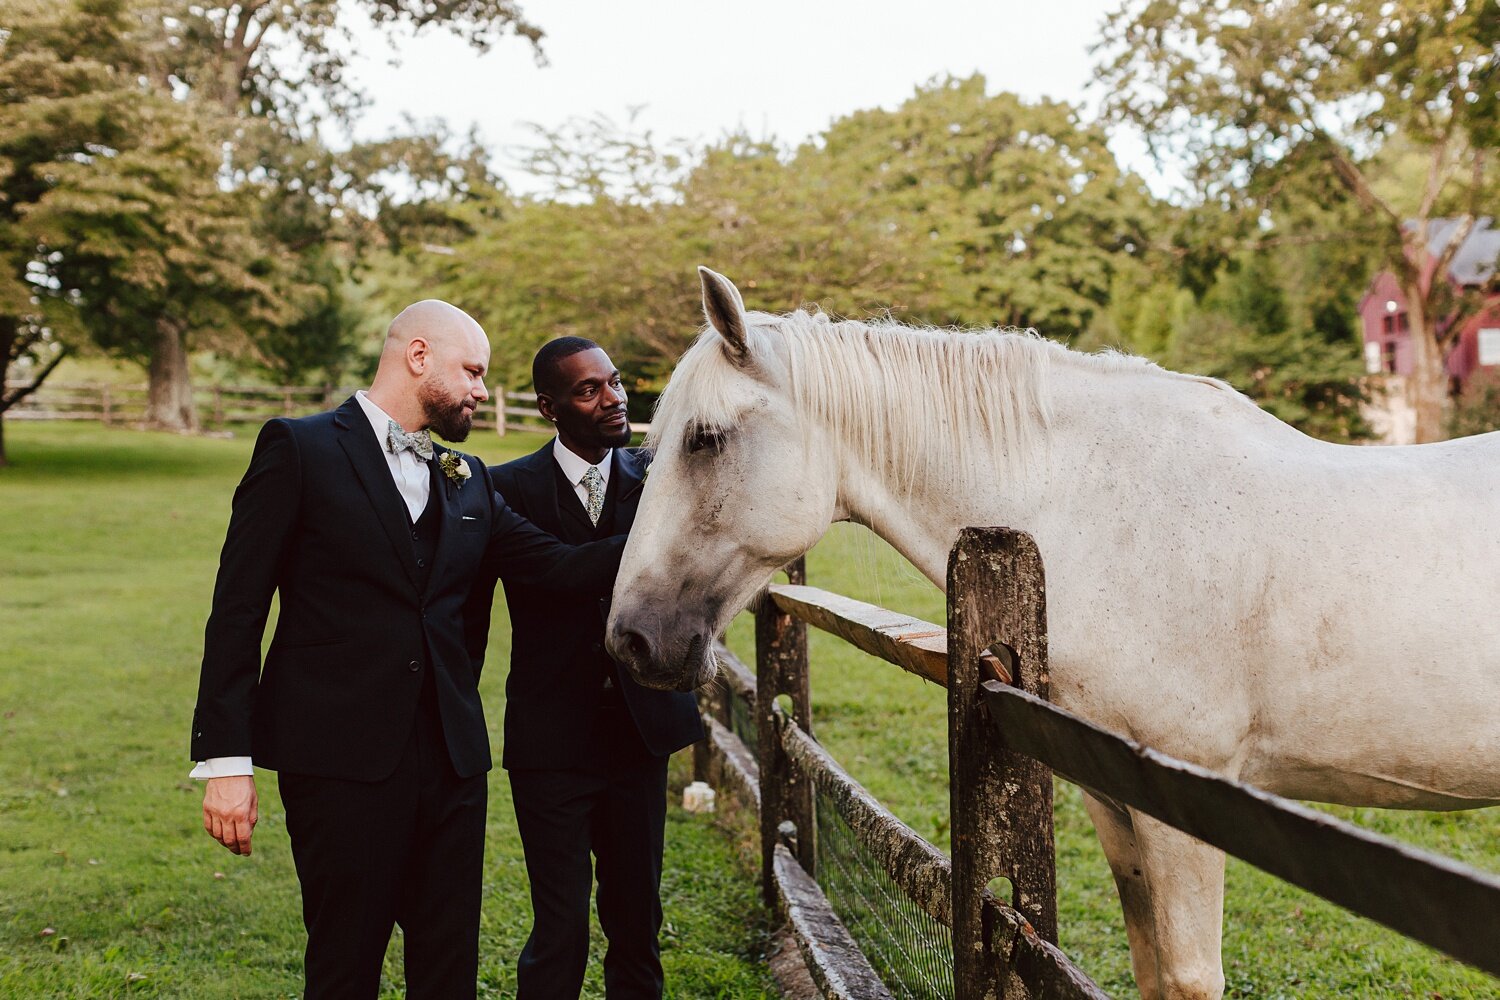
top-left (55, 0), bottom-right (543, 429)
top-left (0, 0), bottom-right (305, 442)
top-left (811, 75), bottom-right (1159, 340)
top-left (408, 80), bottom-right (1169, 394)
top-left (1166, 250), bottom-right (1372, 442)
top-left (1096, 0), bottom-right (1500, 441)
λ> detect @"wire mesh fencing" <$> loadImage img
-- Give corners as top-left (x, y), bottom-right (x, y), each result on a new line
top-left (815, 785), bottom-right (955, 1000)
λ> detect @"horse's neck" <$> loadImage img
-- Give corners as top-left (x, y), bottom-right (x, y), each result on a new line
top-left (833, 360), bottom-right (1287, 589)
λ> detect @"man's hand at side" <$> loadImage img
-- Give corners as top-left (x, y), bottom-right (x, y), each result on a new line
top-left (203, 775), bottom-right (258, 855)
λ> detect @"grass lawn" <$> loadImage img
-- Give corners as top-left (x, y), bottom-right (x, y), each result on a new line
top-left (720, 528), bottom-right (1500, 998)
top-left (0, 422), bottom-right (775, 1000)
top-left (4, 421), bottom-right (1498, 998)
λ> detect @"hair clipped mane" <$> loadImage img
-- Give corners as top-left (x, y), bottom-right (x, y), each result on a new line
top-left (649, 309), bottom-right (1227, 491)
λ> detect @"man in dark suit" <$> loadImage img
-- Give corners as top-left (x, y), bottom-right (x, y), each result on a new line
top-left (190, 303), bottom-right (625, 1000)
top-left (484, 337), bottom-right (703, 1000)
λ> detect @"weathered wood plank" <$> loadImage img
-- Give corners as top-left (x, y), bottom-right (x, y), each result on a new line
top-left (979, 679), bottom-right (1500, 977)
top-left (759, 558), bottom-right (816, 905)
top-left (705, 716), bottom-right (761, 814)
top-left (979, 897), bottom-right (1112, 1000)
top-left (949, 528), bottom-right (1059, 1000)
top-left (770, 584), bottom-right (1011, 686)
top-left (773, 844), bottom-right (897, 1000)
top-left (713, 639), bottom-right (758, 703)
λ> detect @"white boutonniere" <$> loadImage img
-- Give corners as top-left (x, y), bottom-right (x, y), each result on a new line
top-left (438, 452), bottom-right (472, 487)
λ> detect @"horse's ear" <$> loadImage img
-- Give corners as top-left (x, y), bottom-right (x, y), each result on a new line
top-left (698, 266), bottom-right (751, 365)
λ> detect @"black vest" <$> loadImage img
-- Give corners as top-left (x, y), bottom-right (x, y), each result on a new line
top-left (408, 466), bottom-right (441, 594)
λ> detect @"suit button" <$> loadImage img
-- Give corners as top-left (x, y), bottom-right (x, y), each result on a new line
top-left (410, 530), bottom-right (418, 541)
top-left (592, 643), bottom-right (602, 653)
top-left (417, 558), bottom-right (425, 568)
top-left (409, 660), bottom-right (421, 672)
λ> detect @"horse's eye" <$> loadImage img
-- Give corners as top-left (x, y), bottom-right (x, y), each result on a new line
top-left (687, 427), bottom-right (726, 455)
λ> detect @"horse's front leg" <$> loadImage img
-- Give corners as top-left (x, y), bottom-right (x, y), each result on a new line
top-left (1082, 792), bottom-right (1161, 1000)
top-left (1131, 811), bottom-right (1227, 1000)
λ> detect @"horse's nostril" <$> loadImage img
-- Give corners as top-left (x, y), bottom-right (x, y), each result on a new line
top-left (619, 629), bottom-right (652, 665)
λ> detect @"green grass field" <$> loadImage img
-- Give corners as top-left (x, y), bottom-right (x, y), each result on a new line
top-left (3, 421), bottom-right (1498, 998)
top-left (0, 423), bottom-right (775, 999)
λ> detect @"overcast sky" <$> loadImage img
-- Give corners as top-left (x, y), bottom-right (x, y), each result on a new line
top-left (345, 0), bottom-right (1165, 194)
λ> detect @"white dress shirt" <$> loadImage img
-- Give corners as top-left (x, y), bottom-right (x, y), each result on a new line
top-left (190, 392), bottom-right (431, 780)
top-left (552, 437), bottom-right (612, 509)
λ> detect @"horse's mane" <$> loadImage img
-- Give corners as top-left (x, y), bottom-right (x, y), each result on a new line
top-left (649, 309), bottom-right (1231, 491)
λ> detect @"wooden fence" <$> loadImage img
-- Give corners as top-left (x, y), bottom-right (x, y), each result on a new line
top-left (695, 527), bottom-right (1500, 999)
top-left (1, 381), bottom-right (650, 436)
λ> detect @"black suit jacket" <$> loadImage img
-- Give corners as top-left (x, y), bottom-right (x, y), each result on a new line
top-left (482, 441), bottom-right (704, 770)
top-left (190, 397), bottom-right (624, 781)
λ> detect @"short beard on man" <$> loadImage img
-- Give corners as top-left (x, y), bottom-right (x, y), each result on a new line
top-left (601, 417), bottom-right (633, 449)
top-left (419, 379), bottom-right (474, 443)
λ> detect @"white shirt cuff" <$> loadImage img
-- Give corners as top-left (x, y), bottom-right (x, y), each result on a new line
top-left (190, 756), bottom-right (254, 779)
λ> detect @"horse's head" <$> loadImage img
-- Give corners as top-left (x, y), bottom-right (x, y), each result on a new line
top-left (606, 268), bottom-right (841, 691)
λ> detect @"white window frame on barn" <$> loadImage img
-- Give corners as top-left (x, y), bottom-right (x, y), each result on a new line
top-left (1479, 328), bottom-right (1500, 368)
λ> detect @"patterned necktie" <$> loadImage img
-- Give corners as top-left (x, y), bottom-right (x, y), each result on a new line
top-left (387, 420), bottom-right (433, 461)
top-left (581, 465), bottom-right (606, 527)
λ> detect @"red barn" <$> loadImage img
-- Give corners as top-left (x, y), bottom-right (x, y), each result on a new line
top-left (1360, 217), bottom-right (1500, 392)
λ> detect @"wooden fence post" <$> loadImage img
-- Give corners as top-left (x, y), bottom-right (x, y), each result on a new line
top-left (100, 385), bottom-right (113, 425)
top-left (694, 670), bottom-right (726, 788)
top-left (948, 528), bottom-right (1057, 1000)
top-left (756, 555), bottom-right (813, 907)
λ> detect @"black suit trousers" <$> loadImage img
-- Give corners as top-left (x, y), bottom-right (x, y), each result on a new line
top-left (509, 707), bottom-right (668, 1000)
top-left (278, 690), bottom-right (486, 1000)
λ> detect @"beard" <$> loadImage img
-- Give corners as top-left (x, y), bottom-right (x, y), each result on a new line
top-left (419, 379), bottom-right (475, 443)
top-left (601, 416), bottom-right (633, 449)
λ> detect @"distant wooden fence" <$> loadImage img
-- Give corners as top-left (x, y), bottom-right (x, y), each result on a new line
top-left (696, 527), bottom-right (1500, 999)
top-left (1, 381), bottom-right (650, 436)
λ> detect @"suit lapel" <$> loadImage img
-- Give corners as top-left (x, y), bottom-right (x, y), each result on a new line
top-left (537, 439), bottom-right (595, 534)
top-left (427, 446), bottom-right (463, 596)
top-left (515, 441), bottom-right (568, 535)
top-left (610, 447), bottom-right (648, 531)
top-left (334, 397), bottom-right (421, 593)
top-left (555, 465), bottom-right (595, 534)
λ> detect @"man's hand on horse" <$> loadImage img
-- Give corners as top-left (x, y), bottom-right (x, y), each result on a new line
top-left (203, 775), bottom-right (258, 856)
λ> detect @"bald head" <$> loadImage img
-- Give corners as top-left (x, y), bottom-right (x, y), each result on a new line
top-left (382, 300), bottom-right (487, 370)
top-left (369, 299), bottom-right (491, 441)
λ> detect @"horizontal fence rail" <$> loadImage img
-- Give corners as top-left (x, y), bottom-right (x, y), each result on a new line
top-left (2, 381), bottom-right (652, 436)
top-left (769, 585), bottom-right (1012, 689)
top-left (693, 528), bottom-right (1500, 999)
top-left (979, 679), bottom-right (1500, 975)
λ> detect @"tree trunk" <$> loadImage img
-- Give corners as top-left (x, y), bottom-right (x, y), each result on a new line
top-left (1402, 285), bottom-right (1449, 444)
top-left (145, 319), bottom-right (198, 431)
top-left (0, 320), bottom-right (10, 467)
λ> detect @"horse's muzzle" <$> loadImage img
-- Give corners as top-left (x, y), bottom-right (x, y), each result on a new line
top-left (606, 612), bottom-right (715, 692)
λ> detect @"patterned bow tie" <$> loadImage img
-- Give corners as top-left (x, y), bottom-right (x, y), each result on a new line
top-left (387, 420), bottom-right (433, 460)
top-left (581, 465), bottom-right (606, 527)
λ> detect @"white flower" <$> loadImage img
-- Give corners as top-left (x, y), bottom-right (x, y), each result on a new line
top-left (438, 452), bottom-right (472, 486)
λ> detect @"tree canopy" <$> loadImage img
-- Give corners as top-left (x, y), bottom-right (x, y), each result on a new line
top-left (1095, 0), bottom-right (1499, 440)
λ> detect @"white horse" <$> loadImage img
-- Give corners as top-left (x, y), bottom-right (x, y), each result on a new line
top-left (605, 267), bottom-right (1500, 999)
